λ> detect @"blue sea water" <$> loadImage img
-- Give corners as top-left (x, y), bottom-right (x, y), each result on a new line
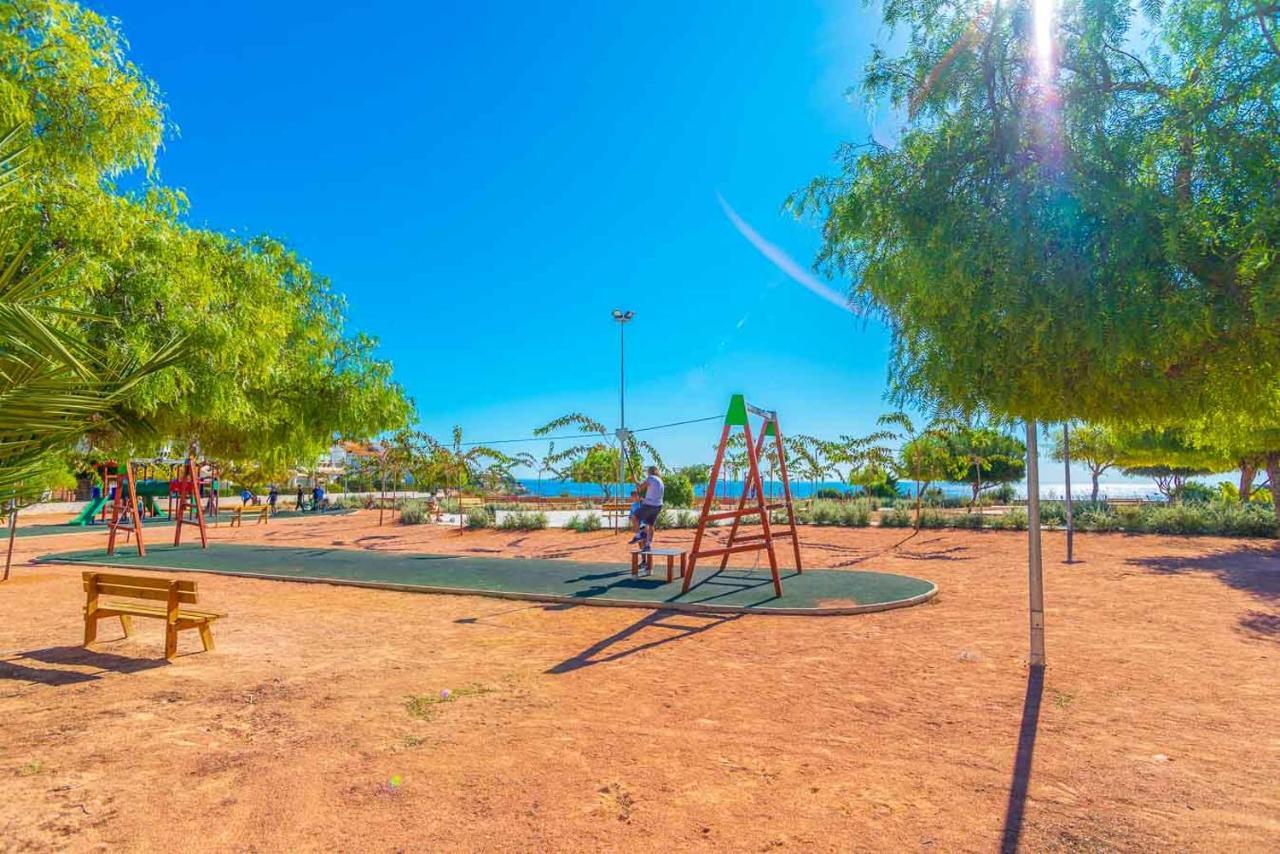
top-left (513, 478), bottom-right (1166, 502)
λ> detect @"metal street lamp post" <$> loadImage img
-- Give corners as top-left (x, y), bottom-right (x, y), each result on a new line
top-left (612, 309), bottom-right (634, 502)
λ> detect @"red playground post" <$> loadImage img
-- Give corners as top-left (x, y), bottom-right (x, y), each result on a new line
top-left (173, 450), bottom-right (209, 549)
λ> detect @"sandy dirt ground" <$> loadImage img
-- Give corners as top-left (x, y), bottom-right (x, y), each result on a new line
top-left (1, 511), bottom-right (1277, 852)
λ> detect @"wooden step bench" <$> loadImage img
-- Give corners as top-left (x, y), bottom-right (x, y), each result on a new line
top-left (83, 571), bottom-right (226, 659)
top-left (630, 548), bottom-right (687, 583)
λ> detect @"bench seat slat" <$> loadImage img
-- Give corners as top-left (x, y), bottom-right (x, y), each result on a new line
top-left (95, 602), bottom-right (226, 621)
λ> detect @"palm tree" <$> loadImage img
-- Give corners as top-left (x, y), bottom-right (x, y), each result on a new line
top-left (0, 123), bottom-right (181, 503)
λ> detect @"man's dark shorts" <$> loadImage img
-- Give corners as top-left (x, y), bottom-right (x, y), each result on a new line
top-left (636, 503), bottom-right (662, 526)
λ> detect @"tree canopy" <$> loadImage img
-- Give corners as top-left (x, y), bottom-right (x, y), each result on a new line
top-left (791, 0), bottom-right (1280, 424)
top-left (0, 0), bottom-right (411, 487)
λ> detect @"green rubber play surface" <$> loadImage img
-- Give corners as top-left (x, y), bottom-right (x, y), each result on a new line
top-left (8, 508), bottom-right (354, 539)
top-left (37, 543), bottom-right (937, 615)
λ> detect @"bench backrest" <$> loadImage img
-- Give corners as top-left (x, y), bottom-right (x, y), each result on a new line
top-left (83, 571), bottom-right (199, 605)
top-left (459, 497), bottom-right (484, 507)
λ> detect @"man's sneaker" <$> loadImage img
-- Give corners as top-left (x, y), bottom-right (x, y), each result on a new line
top-left (629, 532), bottom-right (644, 544)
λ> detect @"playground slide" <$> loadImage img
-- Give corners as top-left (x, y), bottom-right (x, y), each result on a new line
top-left (69, 496), bottom-right (106, 526)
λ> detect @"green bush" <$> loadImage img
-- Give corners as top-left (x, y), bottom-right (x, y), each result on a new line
top-left (1172, 482), bottom-right (1214, 504)
top-left (879, 506), bottom-right (914, 527)
top-left (809, 500), bottom-right (840, 526)
top-left (663, 474), bottom-right (694, 508)
top-left (839, 499), bottom-right (872, 527)
top-left (1144, 504), bottom-right (1209, 535)
top-left (918, 508), bottom-right (948, 528)
top-left (499, 511), bottom-right (547, 531)
top-left (399, 500), bottom-right (429, 525)
top-left (989, 483), bottom-right (1017, 504)
top-left (465, 507), bottom-right (493, 529)
top-left (564, 513), bottom-right (602, 533)
top-left (1112, 505), bottom-right (1145, 531)
top-left (950, 512), bottom-right (985, 529)
top-left (814, 487), bottom-right (849, 500)
top-left (1204, 503), bottom-right (1277, 537)
top-left (990, 508), bottom-right (1028, 530)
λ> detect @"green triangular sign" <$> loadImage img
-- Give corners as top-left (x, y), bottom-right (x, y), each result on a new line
top-left (725, 394), bottom-right (748, 426)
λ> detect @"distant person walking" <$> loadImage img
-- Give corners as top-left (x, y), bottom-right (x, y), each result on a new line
top-left (296, 485), bottom-right (306, 511)
top-left (267, 484), bottom-right (279, 514)
top-left (629, 466), bottom-right (664, 548)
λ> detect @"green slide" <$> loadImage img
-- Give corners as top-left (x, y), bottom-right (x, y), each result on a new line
top-left (69, 496), bottom-right (106, 526)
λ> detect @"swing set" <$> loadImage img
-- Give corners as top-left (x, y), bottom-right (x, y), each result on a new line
top-left (682, 394), bottom-right (803, 597)
top-left (103, 450), bottom-right (210, 557)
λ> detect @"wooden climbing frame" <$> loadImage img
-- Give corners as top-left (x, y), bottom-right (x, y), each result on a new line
top-left (172, 452), bottom-right (209, 549)
top-left (105, 451), bottom-right (209, 556)
top-left (682, 394), bottom-right (802, 596)
top-left (106, 461), bottom-right (145, 557)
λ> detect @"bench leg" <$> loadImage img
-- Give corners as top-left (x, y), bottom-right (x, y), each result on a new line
top-left (665, 555), bottom-right (674, 583)
top-left (83, 613), bottom-right (99, 647)
top-left (164, 623), bottom-right (179, 659)
top-left (197, 622), bottom-right (215, 652)
top-left (630, 553), bottom-right (637, 577)
top-left (119, 614), bottom-right (134, 638)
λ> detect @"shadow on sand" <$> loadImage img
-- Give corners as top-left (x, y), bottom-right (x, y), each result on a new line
top-left (1125, 544), bottom-right (1280, 640)
top-left (0, 645), bottom-right (167, 686)
top-left (546, 609), bottom-right (743, 674)
top-left (999, 664), bottom-right (1045, 854)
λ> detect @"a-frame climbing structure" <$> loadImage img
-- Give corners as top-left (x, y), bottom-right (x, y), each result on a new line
top-left (682, 394), bottom-right (802, 596)
top-left (106, 461), bottom-right (146, 557)
top-left (171, 452), bottom-right (208, 549)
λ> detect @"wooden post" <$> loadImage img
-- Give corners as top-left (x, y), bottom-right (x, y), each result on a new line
top-left (770, 416), bottom-right (803, 573)
top-left (84, 573), bottom-right (100, 646)
top-left (3, 496), bottom-right (17, 582)
top-left (1026, 420), bottom-right (1046, 666)
top-left (1063, 422), bottom-right (1074, 563)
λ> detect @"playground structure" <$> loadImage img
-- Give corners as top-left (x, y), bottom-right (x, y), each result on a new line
top-left (682, 394), bottom-right (802, 597)
top-left (104, 452), bottom-right (210, 557)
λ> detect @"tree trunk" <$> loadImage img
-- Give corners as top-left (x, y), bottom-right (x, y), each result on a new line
top-left (1239, 461), bottom-right (1255, 503)
top-left (1267, 453), bottom-right (1280, 533)
top-left (1090, 469), bottom-right (1100, 503)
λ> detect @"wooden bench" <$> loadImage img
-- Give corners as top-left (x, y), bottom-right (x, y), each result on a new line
top-left (601, 501), bottom-right (633, 532)
top-left (630, 548), bottom-right (687, 583)
top-left (229, 503), bottom-right (271, 527)
top-left (83, 571), bottom-right (226, 659)
top-left (458, 497), bottom-right (485, 510)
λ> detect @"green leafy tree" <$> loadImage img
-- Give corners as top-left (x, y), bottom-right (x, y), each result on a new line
top-left (946, 426), bottom-right (1026, 509)
top-left (848, 464), bottom-right (900, 499)
top-left (565, 444), bottom-right (622, 500)
top-left (0, 1), bottom-right (411, 481)
top-left (1110, 426), bottom-right (1234, 500)
top-left (0, 123), bottom-right (180, 501)
top-left (790, 0), bottom-right (1280, 426)
top-left (880, 412), bottom-right (956, 529)
top-left (673, 464), bottom-right (710, 488)
top-left (1048, 424), bottom-right (1119, 503)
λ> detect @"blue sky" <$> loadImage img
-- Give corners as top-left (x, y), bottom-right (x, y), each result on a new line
top-left (101, 0), bottom-right (1155, 490)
